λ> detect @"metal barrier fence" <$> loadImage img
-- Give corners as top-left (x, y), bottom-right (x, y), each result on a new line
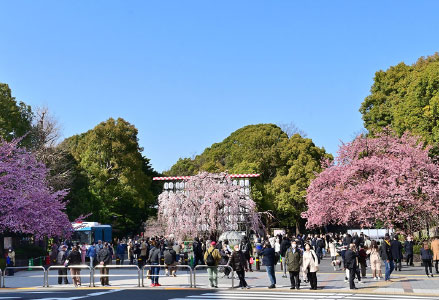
top-left (46, 265), bottom-right (93, 287)
top-left (1, 266), bottom-right (46, 288)
top-left (141, 265), bottom-right (193, 287)
top-left (93, 265), bottom-right (141, 287)
top-left (193, 265), bottom-right (234, 288)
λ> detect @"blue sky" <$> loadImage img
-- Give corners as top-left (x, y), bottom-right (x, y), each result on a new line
top-left (1, 1), bottom-right (439, 172)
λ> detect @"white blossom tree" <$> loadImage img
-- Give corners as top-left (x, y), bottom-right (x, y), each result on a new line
top-left (158, 172), bottom-right (260, 240)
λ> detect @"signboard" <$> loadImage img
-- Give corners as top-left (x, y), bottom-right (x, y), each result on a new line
top-left (4, 237), bottom-right (12, 249)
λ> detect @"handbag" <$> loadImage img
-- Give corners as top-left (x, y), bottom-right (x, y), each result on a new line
top-left (146, 269), bottom-right (151, 279)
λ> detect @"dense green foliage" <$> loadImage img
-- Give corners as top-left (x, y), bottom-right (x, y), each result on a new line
top-left (0, 83), bottom-right (32, 143)
top-left (166, 124), bottom-right (331, 229)
top-left (61, 118), bottom-right (159, 236)
top-left (360, 53), bottom-right (439, 144)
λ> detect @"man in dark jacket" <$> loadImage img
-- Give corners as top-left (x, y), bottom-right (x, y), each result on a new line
top-left (345, 244), bottom-right (358, 290)
top-left (280, 235), bottom-right (290, 278)
top-left (97, 243), bottom-right (112, 286)
top-left (258, 242), bottom-right (276, 288)
top-left (285, 241), bottom-right (302, 290)
top-left (56, 245), bottom-right (69, 284)
top-left (193, 237), bottom-right (204, 267)
top-left (228, 245), bottom-right (249, 289)
top-left (390, 235), bottom-right (403, 271)
top-left (404, 236), bottom-right (414, 266)
top-left (380, 234), bottom-right (394, 281)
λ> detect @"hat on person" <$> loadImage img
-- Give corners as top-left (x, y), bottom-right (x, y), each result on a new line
top-left (211, 241), bottom-right (217, 246)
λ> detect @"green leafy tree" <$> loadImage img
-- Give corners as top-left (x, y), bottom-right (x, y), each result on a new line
top-left (360, 53), bottom-right (439, 145)
top-left (61, 118), bottom-right (157, 236)
top-left (0, 83), bottom-right (32, 142)
top-left (267, 134), bottom-right (331, 229)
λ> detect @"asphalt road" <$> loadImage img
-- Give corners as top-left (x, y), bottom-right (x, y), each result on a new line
top-left (1, 289), bottom-right (439, 300)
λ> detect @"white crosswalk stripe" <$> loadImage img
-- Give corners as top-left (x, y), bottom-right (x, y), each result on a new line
top-left (169, 291), bottom-right (439, 300)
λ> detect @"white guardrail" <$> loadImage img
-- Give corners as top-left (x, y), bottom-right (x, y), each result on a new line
top-left (1, 264), bottom-right (239, 289)
top-left (1, 266), bottom-right (46, 288)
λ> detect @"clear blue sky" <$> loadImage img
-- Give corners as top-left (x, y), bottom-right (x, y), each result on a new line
top-left (1, 1), bottom-right (439, 172)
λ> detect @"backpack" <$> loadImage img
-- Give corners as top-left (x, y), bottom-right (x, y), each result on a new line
top-left (164, 250), bottom-right (174, 265)
top-left (206, 249), bottom-right (216, 266)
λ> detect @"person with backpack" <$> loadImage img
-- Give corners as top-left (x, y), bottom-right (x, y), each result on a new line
top-left (258, 242), bottom-right (277, 289)
top-left (204, 241), bottom-right (222, 288)
top-left (228, 244), bottom-right (249, 289)
top-left (164, 244), bottom-right (177, 277)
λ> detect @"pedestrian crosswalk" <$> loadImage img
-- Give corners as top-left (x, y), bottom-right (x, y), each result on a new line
top-left (169, 291), bottom-right (439, 300)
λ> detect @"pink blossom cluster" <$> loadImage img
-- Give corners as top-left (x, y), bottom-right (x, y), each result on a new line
top-left (0, 139), bottom-right (72, 239)
top-left (303, 131), bottom-right (439, 233)
top-left (158, 172), bottom-right (260, 240)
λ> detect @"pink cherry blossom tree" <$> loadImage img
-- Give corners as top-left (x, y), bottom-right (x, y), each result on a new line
top-left (302, 130), bottom-right (439, 234)
top-left (0, 139), bottom-right (72, 239)
top-left (158, 172), bottom-right (261, 241)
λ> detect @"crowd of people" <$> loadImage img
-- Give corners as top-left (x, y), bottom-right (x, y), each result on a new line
top-left (43, 232), bottom-right (439, 290)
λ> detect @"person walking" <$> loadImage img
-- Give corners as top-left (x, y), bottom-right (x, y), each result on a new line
top-left (148, 240), bottom-right (162, 287)
top-left (228, 244), bottom-right (249, 289)
top-left (241, 237), bottom-right (253, 272)
top-left (204, 241), bottom-right (222, 288)
top-left (404, 236), bottom-right (414, 267)
top-left (56, 245), bottom-right (69, 284)
top-left (367, 240), bottom-right (382, 280)
top-left (345, 244), bottom-right (359, 290)
top-left (259, 242), bottom-right (277, 289)
top-left (67, 245), bottom-right (82, 287)
top-left (431, 236), bottom-right (439, 274)
top-left (285, 240), bottom-right (302, 290)
top-left (302, 242), bottom-right (319, 290)
top-left (380, 234), bottom-right (394, 281)
top-left (420, 241), bottom-right (434, 277)
top-left (390, 235), bottom-right (403, 271)
top-left (96, 243), bottom-right (112, 286)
